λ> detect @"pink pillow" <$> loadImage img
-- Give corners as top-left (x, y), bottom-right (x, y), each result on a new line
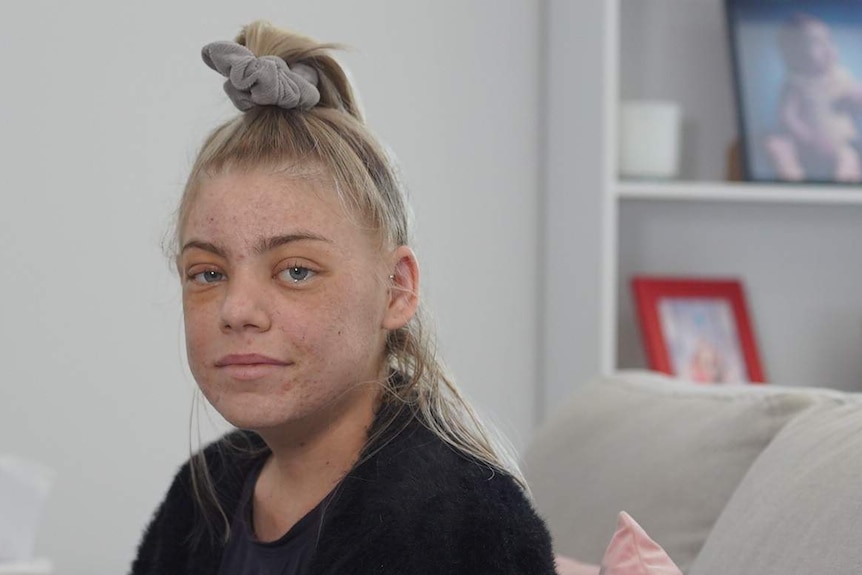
top-left (600, 512), bottom-right (683, 575)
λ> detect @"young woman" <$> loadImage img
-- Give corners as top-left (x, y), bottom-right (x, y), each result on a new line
top-left (130, 20), bottom-right (556, 575)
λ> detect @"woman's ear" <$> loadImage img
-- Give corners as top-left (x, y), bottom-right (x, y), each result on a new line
top-left (382, 246), bottom-right (420, 330)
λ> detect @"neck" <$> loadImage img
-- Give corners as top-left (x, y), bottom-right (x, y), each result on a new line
top-left (250, 380), bottom-right (381, 541)
top-left (258, 381), bottom-right (380, 487)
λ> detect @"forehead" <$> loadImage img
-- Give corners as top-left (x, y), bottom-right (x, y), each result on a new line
top-left (183, 168), bottom-right (367, 249)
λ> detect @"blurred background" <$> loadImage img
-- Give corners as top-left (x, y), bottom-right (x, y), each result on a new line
top-left (0, 1), bottom-right (602, 572)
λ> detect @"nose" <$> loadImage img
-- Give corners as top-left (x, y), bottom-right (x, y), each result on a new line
top-left (219, 273), bottom-right (272, 333)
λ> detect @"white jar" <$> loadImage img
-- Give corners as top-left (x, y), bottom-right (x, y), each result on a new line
top-left (618, 100), bottom-right (682, 179)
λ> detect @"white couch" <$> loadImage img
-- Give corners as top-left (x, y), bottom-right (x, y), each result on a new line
top-left (525, 371), bottom-right (862, 574)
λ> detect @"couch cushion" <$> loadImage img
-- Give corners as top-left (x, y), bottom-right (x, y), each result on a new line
top-left (689, 397), bottom-right (862, 575)
top-left (524, 371), bottom-right (819, 572)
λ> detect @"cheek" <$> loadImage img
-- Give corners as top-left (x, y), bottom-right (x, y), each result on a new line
top-left (182, 296), bottom-right (219, 365)
top-left (286, 283), bottom-right (387, 358)
top-left (333, 281), bottom-right (388, 336)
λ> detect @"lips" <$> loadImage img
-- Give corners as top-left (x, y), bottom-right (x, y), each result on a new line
top-left (215, 354), bottom-right (291, 367)
top-left (214, 354), bottom-right (292, 382)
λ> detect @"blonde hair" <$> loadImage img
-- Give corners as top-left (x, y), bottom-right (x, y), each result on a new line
top-left (175, 20), bottom-right (526, 542)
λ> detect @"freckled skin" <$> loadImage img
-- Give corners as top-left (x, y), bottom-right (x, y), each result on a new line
top-left (179, 168), bottom-right (392, 435)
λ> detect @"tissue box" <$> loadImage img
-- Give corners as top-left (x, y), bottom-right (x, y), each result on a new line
top-left (0, 457), bottom-right (54, 564)
top-left (0, 559), bottom-right (53, 574)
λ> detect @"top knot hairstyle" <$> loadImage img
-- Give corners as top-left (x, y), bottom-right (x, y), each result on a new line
top-left (176, 20), bottom-right (526, 542)
top-left (201, 41), bottom-right (322, 111)
top-left (177, 21), bottom-right (408, 253)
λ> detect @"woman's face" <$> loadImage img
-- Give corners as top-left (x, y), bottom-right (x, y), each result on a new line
top-left (178, 168), bottom-right (397, 432)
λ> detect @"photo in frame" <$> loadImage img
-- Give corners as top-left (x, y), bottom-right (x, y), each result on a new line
top-left (632, 277), bottom-right (766, 384)
top-left (725, 0), bottom-right (862, 183)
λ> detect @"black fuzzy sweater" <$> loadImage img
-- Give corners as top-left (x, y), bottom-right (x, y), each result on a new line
top-left (129, 416), bottom-right (556, 575)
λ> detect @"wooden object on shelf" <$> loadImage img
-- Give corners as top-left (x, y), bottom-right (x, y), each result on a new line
top-left (726, 140), bottom-right (743, 182)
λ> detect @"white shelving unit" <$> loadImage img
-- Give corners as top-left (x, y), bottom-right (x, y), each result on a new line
top-left (601, 0), bottom-right (862, 390)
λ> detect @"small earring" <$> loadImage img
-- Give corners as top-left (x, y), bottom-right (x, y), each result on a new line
top-left (389, 274), bottom-right (396, 281)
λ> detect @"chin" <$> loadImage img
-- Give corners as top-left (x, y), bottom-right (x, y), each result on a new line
top-left (196, 371), bottom-right (378, 434)
top-left (199, 386), bottom-right (300, 430)
top-left (214, 403), bottom-right (278, 429)
top-left (219, 404), bottom-right (307, 433)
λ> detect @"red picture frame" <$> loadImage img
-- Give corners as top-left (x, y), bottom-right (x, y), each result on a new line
top-left (632, 276), bottom-right (766, 384)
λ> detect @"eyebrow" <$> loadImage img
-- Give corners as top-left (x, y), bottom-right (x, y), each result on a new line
top-left (254, 233), bottom-right (331, 254)
top-left (180, 240), bottom-right (227, 258)
top-left (180, 233), bottom-right (331, 257)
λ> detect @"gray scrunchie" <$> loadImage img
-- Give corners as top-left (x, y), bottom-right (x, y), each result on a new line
top-left (201, 41), bottom-right (321, 111)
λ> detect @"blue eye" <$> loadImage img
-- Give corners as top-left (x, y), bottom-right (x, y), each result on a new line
top-left (279, 266), bottom-right (316, 283)
top-left (192, 270), bottom-right (225, 284)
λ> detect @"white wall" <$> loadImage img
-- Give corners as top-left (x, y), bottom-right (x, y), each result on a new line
top-left (0, 2), bottom-right (541, 573)
top-left (541, 0), bottom-right (606, 416)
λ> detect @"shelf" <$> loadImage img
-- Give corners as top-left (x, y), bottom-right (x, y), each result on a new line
top-left (615, 181), bottom-right (862, 205)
